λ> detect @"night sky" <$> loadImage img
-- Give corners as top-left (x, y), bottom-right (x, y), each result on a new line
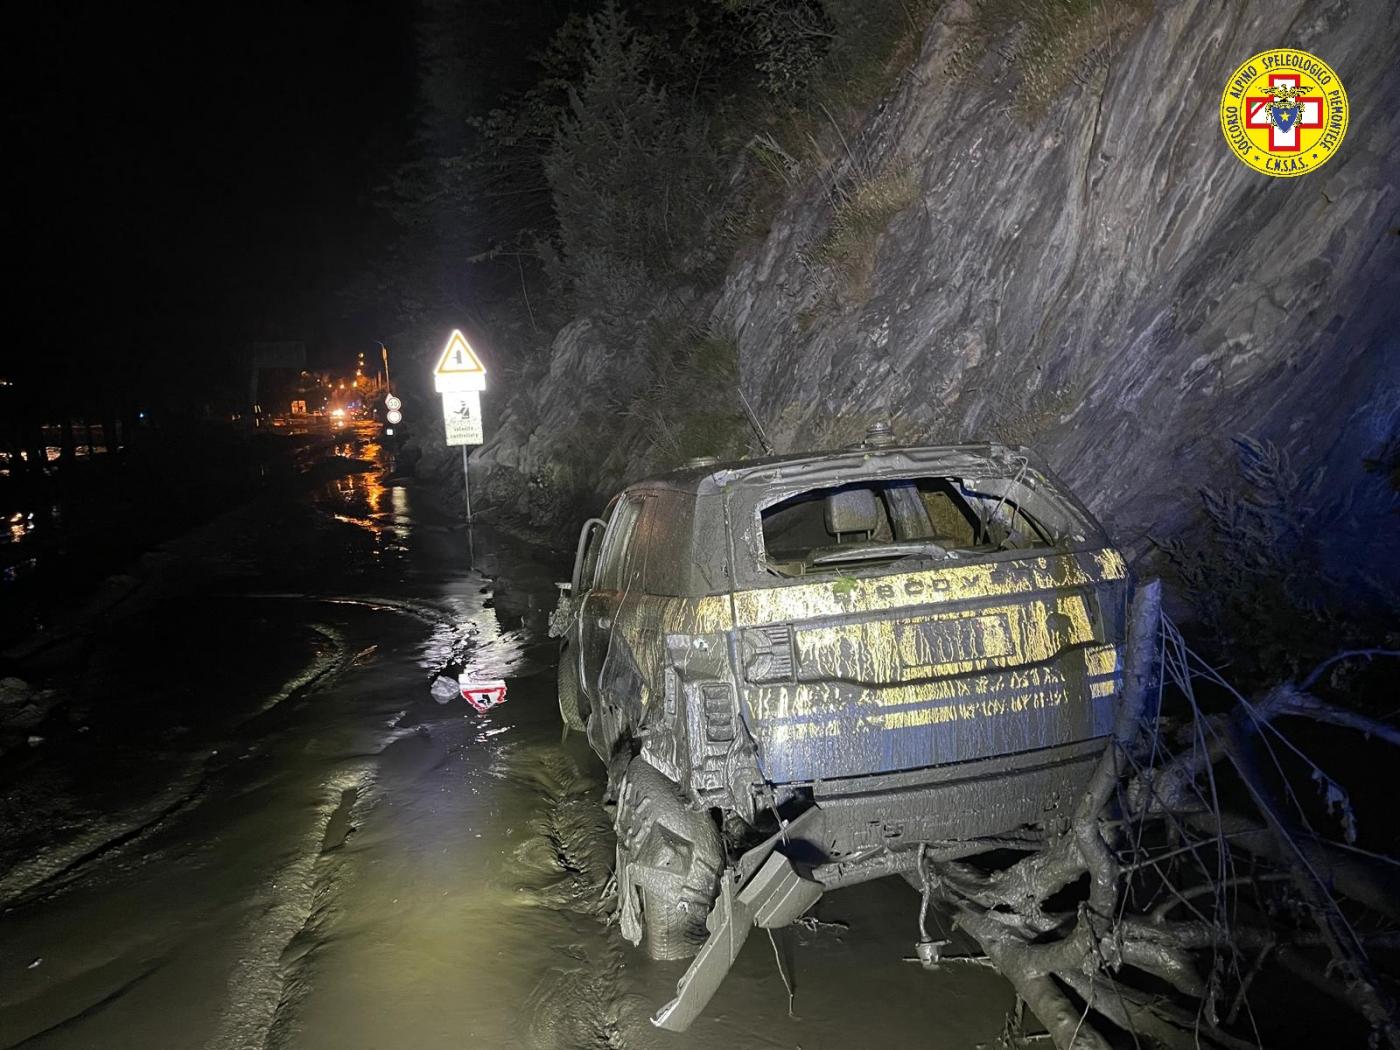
top-left (4, 2), bottom-right (568, 408)
top-left (5, 3), bottom-right (421, 399)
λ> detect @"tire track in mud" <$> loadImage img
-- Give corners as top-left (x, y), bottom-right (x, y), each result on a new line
top-left (493, 745), bottom-right (647, 1050)
top-left (203, 593), bottom-right (499, 1050)
top-left (209, 766), bottom-right (379, 1050)
top-left (238, 593), bottom-right (459, 632)
top-left (1, 960), bottom-right (167, 1048)
top-left (0, 624), bottom-right (352, 911)
top-left (237, 592), bottom-right (499, 695)
top-left (0, 769), bottom-right (207, 912)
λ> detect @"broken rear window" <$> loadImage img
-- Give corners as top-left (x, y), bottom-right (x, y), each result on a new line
top-left (758, 476), bottom-right (1059, 577)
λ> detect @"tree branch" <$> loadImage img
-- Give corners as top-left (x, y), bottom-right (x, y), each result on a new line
top-left (1259, 682), bottom-right (1400, 747)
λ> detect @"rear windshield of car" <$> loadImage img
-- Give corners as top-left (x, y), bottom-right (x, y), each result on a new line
top-left (758, 475), bottom-right (1061, 577)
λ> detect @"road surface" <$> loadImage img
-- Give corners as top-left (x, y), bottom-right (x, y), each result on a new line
top-left (0, 425), bottom-right (1013, 1049)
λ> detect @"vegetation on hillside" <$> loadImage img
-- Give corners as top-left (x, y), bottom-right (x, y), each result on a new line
top-left (372, 0), bottom-right (935, 485)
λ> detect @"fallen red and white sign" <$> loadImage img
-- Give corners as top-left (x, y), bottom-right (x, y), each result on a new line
top-left (459, 676), bottom-right (508, 712)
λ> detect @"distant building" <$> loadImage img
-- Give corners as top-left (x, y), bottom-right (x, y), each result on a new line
top-left (246, 342), bottom-right (307, 416)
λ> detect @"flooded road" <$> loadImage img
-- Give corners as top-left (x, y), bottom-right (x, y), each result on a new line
top-left (0, 426), bottom-right (1013, 1050)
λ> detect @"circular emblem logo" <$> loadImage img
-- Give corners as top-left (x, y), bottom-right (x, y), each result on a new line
top-left (1219, 49), bottom-right (1348, 177)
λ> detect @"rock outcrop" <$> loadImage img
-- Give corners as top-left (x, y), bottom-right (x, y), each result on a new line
top-left (471, 0), bottom-right (1398, 589)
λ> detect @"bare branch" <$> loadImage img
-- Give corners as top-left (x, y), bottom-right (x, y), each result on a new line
top-left (1221, 722), bottom-right (1400, 1048)
top-left (1259, 682), bottom-right (1400, 747)
top-left (1301, 648), bottom-right (1400, 690)
top-left (950, 907), bottom-right (1114, 1050)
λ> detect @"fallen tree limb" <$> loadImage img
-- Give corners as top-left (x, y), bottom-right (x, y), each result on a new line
top-left (1182, 811), bottom-right (1400, 923)
top-left (1058, 969), bottom-right (1256, 1050)
top-left (1257, 681), bottom-right (1400, 747)
top-left (929, 582), bottom-right (1166, 1049)
top-left (1222, 720), bottom-right (1400, 1049)
top-left (951, 906), bottom-right (1113, 1050)
top-left (916, 581), bottom-right (1400, 1048)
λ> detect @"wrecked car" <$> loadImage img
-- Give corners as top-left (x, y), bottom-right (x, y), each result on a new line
top-left (550, 425), bottom-right (1131, 1030)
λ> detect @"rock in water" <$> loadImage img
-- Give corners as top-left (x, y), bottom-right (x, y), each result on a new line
top-left (430, 675), bottom-right (459, 705)
top-left (0, 677), bottom-right (32, 706)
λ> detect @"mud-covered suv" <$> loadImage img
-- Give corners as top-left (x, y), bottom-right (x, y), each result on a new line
top-left (551, 430), bottom-right (1130, 1029)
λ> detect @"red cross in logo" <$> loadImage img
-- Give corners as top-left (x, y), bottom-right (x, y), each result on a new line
top-left (1246, 74), bottom-right (1324, 152)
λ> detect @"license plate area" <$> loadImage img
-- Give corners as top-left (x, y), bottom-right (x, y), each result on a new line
top-left (896, 611), bottom-right (1015, 671)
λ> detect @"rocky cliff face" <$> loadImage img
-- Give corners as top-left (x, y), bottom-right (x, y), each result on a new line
top-left (471, 0), bottom-right (1398, 589)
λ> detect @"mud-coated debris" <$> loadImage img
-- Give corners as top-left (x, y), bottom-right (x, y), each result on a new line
top-left (914, 938), bottom-right (951, 968)
top-left (0, 676), bottom-right (32, 705)
top-left (430, 675), bottom-right (459, 704)
top-left (8, 703), bottom-right (49, 731)
top-left (1, 678), bottom-right (63, 731)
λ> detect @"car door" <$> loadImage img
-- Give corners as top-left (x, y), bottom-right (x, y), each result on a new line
top-left (563, 514), bottom-right (607, 689)
top-left (579, 493), bottom-right (646, 706)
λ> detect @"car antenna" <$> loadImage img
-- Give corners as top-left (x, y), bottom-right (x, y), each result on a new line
top-left (737, 386), bottom-right (775, 455)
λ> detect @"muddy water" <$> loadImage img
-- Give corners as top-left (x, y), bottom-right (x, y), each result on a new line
top-left (0, 430), bottom-right (1013, 1049)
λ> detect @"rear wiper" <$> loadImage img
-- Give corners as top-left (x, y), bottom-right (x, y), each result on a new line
top-left (808, 541), bottom-right (949, 567)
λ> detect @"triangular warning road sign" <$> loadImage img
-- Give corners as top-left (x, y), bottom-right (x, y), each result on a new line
top-left (433, 330), bottom-right (487, 392)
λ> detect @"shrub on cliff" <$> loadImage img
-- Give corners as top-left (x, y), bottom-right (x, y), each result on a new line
top-left (543, 4), bottom-right (726, 328)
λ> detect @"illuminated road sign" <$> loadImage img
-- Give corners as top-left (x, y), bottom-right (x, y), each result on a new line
top-left (433, 330), bottom-right (487, 393)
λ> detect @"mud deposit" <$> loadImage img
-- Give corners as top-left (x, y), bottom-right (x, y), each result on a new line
top-left (0, 429), bottom-right (1013, 1049)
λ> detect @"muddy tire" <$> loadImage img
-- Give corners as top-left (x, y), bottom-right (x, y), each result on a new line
top-left (557, 642), bottom-right (588, 732)
top-left (614, 758), bottom-right (722, 961)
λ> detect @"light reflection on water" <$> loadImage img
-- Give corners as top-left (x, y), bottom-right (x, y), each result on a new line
top-left (0, 509), bottom-right (43, 581)
top-left (1, 436), bottom-right (111, 476)
top-left (7, 511), bottom-right (34, 544)
top-left (43, 444), bottom-right (109, 462)
top-left (324, 430), bottom-right (413, 549)
top-left (2, 508), bottom-right (50, 550)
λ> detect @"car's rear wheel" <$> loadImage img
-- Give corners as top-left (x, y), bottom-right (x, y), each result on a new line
top-left (614, 757), bottom-right (722, 961)
top-left (557, 642), bottom-right (588, 732)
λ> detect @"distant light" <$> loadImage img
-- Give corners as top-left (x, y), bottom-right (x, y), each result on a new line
top-left (138, 412), bottom-right (146, 420)
top-left (330, 408), bottom-right (346, 419)
top-left (385, 427), bottom-right (395, 436)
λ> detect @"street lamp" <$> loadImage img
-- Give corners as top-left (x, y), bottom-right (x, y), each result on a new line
top-left (378, 342), bottom-right (392, 390)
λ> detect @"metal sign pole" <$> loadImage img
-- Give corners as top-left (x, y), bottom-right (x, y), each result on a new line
top-left (462, 445), bottom-right (473, 523)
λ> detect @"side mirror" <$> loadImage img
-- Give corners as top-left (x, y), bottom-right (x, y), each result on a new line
top-left (548, 581), bottom-right (575, 638)
top-left (571, 517), bottom-right (608, 596)
top-left (550, 518), bottom-right (606, 639)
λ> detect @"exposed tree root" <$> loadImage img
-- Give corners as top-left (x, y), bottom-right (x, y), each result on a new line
top-left (920, 581), bottom-right (1400, 1049)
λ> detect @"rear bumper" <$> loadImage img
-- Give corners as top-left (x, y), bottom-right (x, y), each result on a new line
top-left (804, 737), bottom-right (1106, 857)
top-left (651, 738), bottom-right (1107, 1034)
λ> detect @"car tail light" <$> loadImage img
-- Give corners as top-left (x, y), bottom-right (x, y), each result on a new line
top-left (741, 625), bottom-right (795, 682)
top-left (700, 682), bottom-right (735, 742)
